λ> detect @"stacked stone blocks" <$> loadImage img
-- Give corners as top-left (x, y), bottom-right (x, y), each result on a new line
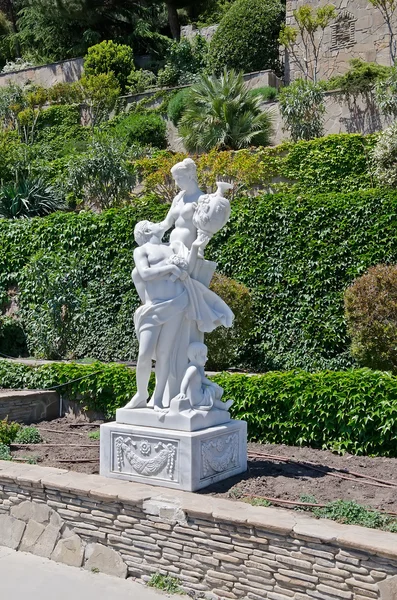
top-left (0, 462), bottom-right (396, 599)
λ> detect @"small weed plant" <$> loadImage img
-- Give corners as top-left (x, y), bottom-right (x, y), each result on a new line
top-left (15, 426), bottom-right (42, 444)
top-left (0, 418), bottom-right (20, 445)
top-left (148, 573), bottom-right (184, 594)
top-left (0, 442), bottom-right (12, 460)
top-left (88, 430), bottom-right (100, 440)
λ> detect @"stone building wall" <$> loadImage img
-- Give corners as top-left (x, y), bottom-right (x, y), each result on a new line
top-left (285, 0), bottom-right (397, 83)
top-left (0, 462), bottom-right (396, 599)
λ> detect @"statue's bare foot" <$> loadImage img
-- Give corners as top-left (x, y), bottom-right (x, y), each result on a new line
top-left (124, 393), bottom-right (148, 409)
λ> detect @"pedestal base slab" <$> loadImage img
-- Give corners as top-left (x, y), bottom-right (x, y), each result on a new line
top-left (100, 420), bottom-right (247, 492)
top-left (116, 406), bottom-right (231, 432)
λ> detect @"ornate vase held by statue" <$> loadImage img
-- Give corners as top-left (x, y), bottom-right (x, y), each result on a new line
top-left (193, 181), bottom-right (234, 239)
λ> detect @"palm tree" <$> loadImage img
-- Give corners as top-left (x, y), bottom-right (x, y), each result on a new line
top-left (178, 69), bottom-right (274, 153)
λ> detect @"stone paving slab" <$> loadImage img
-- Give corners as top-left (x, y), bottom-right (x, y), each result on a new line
top-left (0, 547), bottom-right (184, 600)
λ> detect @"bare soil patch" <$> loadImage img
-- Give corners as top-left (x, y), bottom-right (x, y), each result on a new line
top-left (10, 417), bottom-right (397, 515)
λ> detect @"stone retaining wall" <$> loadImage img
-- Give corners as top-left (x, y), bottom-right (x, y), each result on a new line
top-left (0, 462), bottom-right (396, 599)
top-left (0, 390), bottom-right (59, 424)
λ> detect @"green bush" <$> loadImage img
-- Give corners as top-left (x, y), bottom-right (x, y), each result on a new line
top-left (344, 264), bottom-right (397, 373)
top-left (3, 361), bottom-right (397, 456)
top-left (249, 86), bottom-right (278, 102)
top-left (206, 273), bottom-right (253, 370)
top-left (209, 0), bottom-right (284, 74)
top-left (371, 122), bottom-right (397, 187)
top-left (157, 36), bottom-right (209, 88)
top-left (36, 105), bottom-right (81, 132)
top-left (279, 79), bottom-right (326, 141)
top-left (84, 40), bottom-right (134, 93)
top-left (0, 176), bottom-right (65, 219)
top-left (14, 426), bottom-right (42, 444)
top-left (126, 69), bottom-right (157, 95)
top-left (0, 443), bottom-right (11, 460)
top-left (326, 59), bottom-right (391, 96)
top-left (167, 88), bottom-right (190, 126)
top-left (112, 112), bottom-right (167, 149)
top-left (0, 418), bottom-right (20, 445)
top-left (312, 500), bottom-right (391, 529)
top-left (0, 316), bottom-right (27, 358)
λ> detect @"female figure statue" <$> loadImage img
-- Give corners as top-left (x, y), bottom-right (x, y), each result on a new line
top-left (159, 158), bottom-right (204, 249)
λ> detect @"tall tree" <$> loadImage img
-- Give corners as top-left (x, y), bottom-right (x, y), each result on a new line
top-left (368, 0), bottom-right (397, 64)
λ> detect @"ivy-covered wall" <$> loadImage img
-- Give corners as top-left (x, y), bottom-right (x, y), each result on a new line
top-left (1, 187), bottom-right (397, 370)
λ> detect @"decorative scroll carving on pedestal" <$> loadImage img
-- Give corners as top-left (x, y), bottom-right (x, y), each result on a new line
top-left (331, 11), bottom-right (356, 50)
top-left (201, 433), bottom-right (239, 479)
top-left (114, 435), bottom-right (177, 480)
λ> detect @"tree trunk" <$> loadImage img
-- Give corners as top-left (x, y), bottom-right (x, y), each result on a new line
top-left (166, 1), bottom-right (180, 41)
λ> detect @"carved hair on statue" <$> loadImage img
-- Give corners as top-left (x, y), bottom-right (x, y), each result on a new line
top-left (134, 220), bottom-right (154, 246)
top-left (187, 341), bottom-right (208, 362)
top-left (170, 157), bottom-right (198, 183)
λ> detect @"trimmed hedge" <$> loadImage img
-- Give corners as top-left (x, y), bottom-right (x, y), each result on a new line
top-left (1, 186), bottom-right (397, 369)
top-left (2, 360), bottom-right (397, 456)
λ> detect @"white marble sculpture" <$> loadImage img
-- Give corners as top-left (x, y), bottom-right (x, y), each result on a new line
top-left (124, 158), bottom-right (234, 414)
top-left (100, 158), bottom-right (248, 491)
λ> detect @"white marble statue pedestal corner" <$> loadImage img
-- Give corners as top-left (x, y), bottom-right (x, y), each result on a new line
top-left (100, 420), bottom-right (247, 492)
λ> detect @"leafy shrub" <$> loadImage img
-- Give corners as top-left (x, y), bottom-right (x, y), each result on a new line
top-left (167, 88), bottom-right (190, 126)
top-left (136, 134), bottom-right (374, 199)
top-left (372, 122), bottom-right (397, 187)
top-left (112, 112), bottom-right (167, 149)
top-left (126, 69), bottom-right (157, 95)
top-left (344, 264), bottom-right (397, 373)
top-left (4, 361), bottom-right (397, 456)
top-left (375, 66), bottom-right (397, 118)
top-left (0, 443), bottom-right (11, 460)
top-left (36, 105), bottom-right (80, 132)
top-left (206, 273), bottom-right (253, 370)
top-left (0, 316), bottom-right (27, 358)
top-left (0, 176), bottom-right (65, 219)
top-left (84, 40), bottom-right (134, 93)
top-left (148, 574), bottom-right (183, 594)
top-left (327, 59), bottom-right (391, 96)
top-left (65, 137), bottom-right (136, 210)
top-left (157, 36), bottom-right (209, 88)
top-left (14, 426), bottom-right (42, 444)
top-left (279, 79), bottom-right (326, 141)
top-left (179, 69), bottom-right (274, 152)
top-left (0, 418), bottom-right (20, 445)
top-left (77, 73), bottom-right (121, 126)
top-left (209, 0), bottom-right (284, 74)
top-left (313, 500), bottom-right (391, 530)
top-left (249, 86), bottom-right (278, 102)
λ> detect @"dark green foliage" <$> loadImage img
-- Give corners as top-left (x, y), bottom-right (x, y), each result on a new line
top-left (1, 183), bottom-right (397, 368)
top-left (208, 188), bottom-right (397, 370)
top-left (249, 86), bottom-right (278, 102)
top-left (112, 112), bottom-right (167, 148)
top-left (0, 418), bottom-right (20, 445)
top-left (4, 361), bottom-right (397, 457)
top-left (83, 40), bottom-right (134, 92)
top-left (157, 36), bottom-right (209, 88)
top-left (209, 0), bottom-right (284, 74)
top-left (283, 134), bottom-right (376, 193)
top-left (344, 264), bottom-right (397, 373)
top-left (15, 426), bottom-right (42, 444)
top-left (0, 360), bottom-right (139, 420)
top-left (0, 176), bottom-right (65, 219)
top-left (279, 79), bottom-right (325, 142)
top-left (313, 500), bottom-right (392, 529)
top-left (36, 105), bottom-right (81, 132)
top-left (206, 273), bottom-right (253, 370)
top-left (326, 59), bottom-right (391, 96)
top-left (167, 88), bottom-right (190, 126)
top-left (0, 316), bottom-right (27, 358)
top-left (211, 368), bottom-right (397, 456)
top-left (179, 70), bottom-right (274, 152)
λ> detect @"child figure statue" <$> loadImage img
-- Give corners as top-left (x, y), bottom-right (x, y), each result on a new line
top-left (178, 342), bottom-right (233, 412)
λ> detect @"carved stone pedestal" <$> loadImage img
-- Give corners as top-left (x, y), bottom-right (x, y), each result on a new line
top-left (100, 420), bottom-right (247, 492)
